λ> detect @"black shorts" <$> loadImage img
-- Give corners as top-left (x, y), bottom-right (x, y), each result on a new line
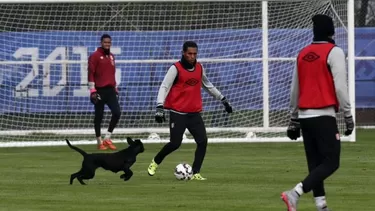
top-left (300, 116), bottom-right (341, 161)
top-left (94, 86), bottom-right (120, 115)
top-left (95, 86), bottom-right (118, 105)
top-left (169, 112), bottom-right (207, 144)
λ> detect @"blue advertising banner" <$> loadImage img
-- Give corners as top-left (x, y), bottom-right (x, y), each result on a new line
top-left (0, 28), bottom-right (374, 113)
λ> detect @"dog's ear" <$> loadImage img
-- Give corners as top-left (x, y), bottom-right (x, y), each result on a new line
top-left (126, 137), bottom-right (135, 145)
top-left (134, 139), bottom-right (142, 144)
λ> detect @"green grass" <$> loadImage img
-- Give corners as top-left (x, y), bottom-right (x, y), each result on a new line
top-left (0, 130), bottom-right (374, 211)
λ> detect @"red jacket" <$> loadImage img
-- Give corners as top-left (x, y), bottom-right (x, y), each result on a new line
top-left (88, 47), bottom-right (116, 88)
top-left (164, 62), bottom-right (203, 113)
top-left (297, 43), bottom-right (339, 111)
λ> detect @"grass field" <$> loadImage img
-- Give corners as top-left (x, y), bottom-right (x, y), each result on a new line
top-left (0, 130), bottom-right (374, 211)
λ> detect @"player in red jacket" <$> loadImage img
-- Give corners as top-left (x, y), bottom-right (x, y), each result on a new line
top-left (88, 34), bottom-right (120, 150)
top-left (147, 41), bottom-right (233, 180)
top-left (281, 15), bottom-right (354, 211)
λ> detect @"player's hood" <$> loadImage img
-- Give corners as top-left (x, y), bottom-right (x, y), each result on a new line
top-left (312, 14), bottom-right (335, 44)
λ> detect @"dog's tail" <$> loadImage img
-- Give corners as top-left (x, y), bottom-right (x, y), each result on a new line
top-left (66, 139), bottom-right (87, 157)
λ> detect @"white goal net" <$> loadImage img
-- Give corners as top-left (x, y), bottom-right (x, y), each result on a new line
top-left (0, 0), bottom-right (355, 146)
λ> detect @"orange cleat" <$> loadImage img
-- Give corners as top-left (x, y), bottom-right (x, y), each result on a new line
top-left (97, 143), bottom-right (107, 150)
top-left (103, 139), bottom-right (116, 150)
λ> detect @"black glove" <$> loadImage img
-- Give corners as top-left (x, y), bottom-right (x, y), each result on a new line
top-left (90, 90), bottom-right (101, 105)
top-left (287, 119), bottom-right (300, 140)
top-left (344, 116), bottom-right (354, 136)
top-left (221, 97), bottom-right (233, 113)
top-left (155, 105), bottom-right (166, 123)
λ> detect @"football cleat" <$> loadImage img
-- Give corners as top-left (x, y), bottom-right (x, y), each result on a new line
top-left (148, 159), bottom-right (158, 176)
top-left (97, 143), bottom-right (107, 150)
top-left (317, 207), bottom-right (330, 211)
top-left (191, 173), bottom-right (207, 181)
top-left (281, 190), bottom-right (299, 211)
top-left (103, 139), bottom-right (116, 150)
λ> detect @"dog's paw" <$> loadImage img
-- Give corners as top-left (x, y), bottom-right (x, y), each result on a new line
top-left (121, 174), bottom-right (133, 181)
top-left (120, 174), bottom-right (126, 179)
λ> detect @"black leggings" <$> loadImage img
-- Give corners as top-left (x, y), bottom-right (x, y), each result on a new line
top-left (300, 116), bottom-right (341, 197)
top-left (154, 112), bottom-right (208, 174)
top-left (94, 87), bottom-right (121, 137)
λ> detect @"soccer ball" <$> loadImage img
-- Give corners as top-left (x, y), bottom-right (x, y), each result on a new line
top-left (148, 132), bottom-right (160, 140)
top-left (246, 131), bottom-right (257, 139)
top-left (174, 163), bottom-right (193, 180)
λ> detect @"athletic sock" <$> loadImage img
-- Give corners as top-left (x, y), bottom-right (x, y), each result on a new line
top-left (104, 132), bottom-right (112, 140)
top-left (315, 196), bottom-right (327, 208)
top-left (294, 182), bottom-right (304, 197)
top-left (96, 136), bottom-right (102, 145)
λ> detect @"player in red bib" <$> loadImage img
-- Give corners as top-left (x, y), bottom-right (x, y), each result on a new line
top-left (281, 15), bottom-right (354, 211)
top-left (147, 41), bottom-right (233, 180)
top-left (88, 34), bottom-right (120, 151)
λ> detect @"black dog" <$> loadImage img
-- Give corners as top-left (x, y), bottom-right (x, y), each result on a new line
top-left (66, 137), bottom-right (144, 185)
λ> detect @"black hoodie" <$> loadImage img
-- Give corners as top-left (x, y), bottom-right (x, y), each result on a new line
top-left (312, 14), bottom-right (335, 44)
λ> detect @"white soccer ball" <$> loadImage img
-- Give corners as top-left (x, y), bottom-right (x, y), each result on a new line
top-left (148, 132), bottom-right (160, 140)
top-left (174, 163), bottom-right (193, 180)
top-left (246, 131), bottom-right (257, 139)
